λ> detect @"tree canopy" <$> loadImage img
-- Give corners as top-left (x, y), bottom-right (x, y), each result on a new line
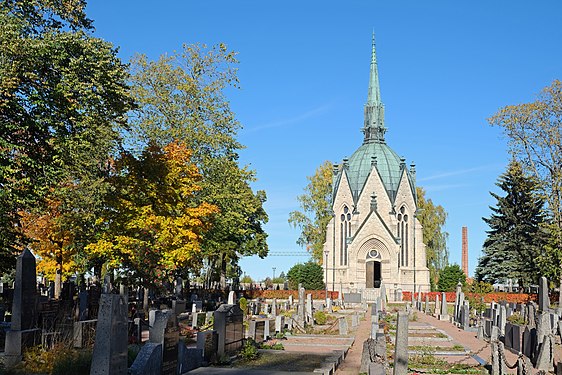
top-left (288, 161), bottom-right (333, 262)
top-left (489, 80), bottom-right (562, 281)
top-left (128, 44), bottom-right (268, 286)
top-left (287, 261), bottom-right (325, 290)
top-left (416, 187), bottom-right (449, 290)
top-left (0, 1), bottom-right (131, 273)
top-left (85, 142), bottom-right (218, 287)
top-left (437, 264), bottom-right (466, 292)
top-left (475, 161), bottom-right (547, 286)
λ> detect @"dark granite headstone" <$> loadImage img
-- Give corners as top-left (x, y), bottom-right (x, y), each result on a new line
top-left (129, 342), bottom-right (162, 375)
top-left (4, 249), bottom-right (40, 367)
top-left (162, 316), bottom-right (179, 375)
top-left (538, 276), bottom-right (549, 312)
top-left (90, 294), bottom-right (128, 375)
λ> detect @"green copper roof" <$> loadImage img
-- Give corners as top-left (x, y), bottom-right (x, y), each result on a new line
top-left (347, 142), bottom-right (403, 200)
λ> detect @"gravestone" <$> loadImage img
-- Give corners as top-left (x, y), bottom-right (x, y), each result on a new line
top-left (90, 294), bottom-right (128, 375)
top-left (439, 292), bottom-right (448, 321)
top-left (119, 284), bottom-right (128, 306)
top-left (288, 294), bottom-right (293, 306)
top-left (424, 295), bottom-right (429, 314)
top-left (339, 317), bottom-right (348, 335)
top-left (527, 302), bottom-right (536, 328)
top-left (352, 313), bottom-right (359, 327)
top-left (380, 281), bottom-right (386, 310)
top-left (395, 288), bottom-right (402, 302)
top-left (178, 343), bottom-right (203, 373)
top-left (191, 312), bottom-right (200, 328)
top-left (522, 326), bottom-right (536, 360)
top-left (538, 276), bottom-right (549, 312)
top-left (275, 315), bottom-right (285, 333)
top-left (129, 342), bottom-right (162, 375)
top-left (196, 330), bottom-right (218, 363)
top-left (271, 298), bottom-right (277, 316)
top-left (161, 314), bottom-right (179, 375)
top-left (536, 335), bottom-right (554, 372)
top-left (78, 288), bottom-right (89, 321)
top-left (4, 249), bottom-right (40, 367)
top-left (498, 305), bottom-right (506, 336)
top-left (298, 285), bottom-right (305, 324)
top-left (306, 294), bottom-right (313, 324)
top-left (371, 301), bottom-right (379, 316)
top-left (73, 319), bottom-right (97, 348)
top-left (393, 311), bottom-right (409, 375)
top-left (511, 323), bottom-right (522, 352)
top-left (175, 277), bottom-right (183, 297)
top-left (214, 304), bottom-right (244, 356)
top-left (434, 295), bottom-right (440, 317)
top-left (327, 297), bottom-right (333, 313)
top-left (460, 303), bottom-right (470, 330)
top-left (172, 299), bottom-right (186, 315)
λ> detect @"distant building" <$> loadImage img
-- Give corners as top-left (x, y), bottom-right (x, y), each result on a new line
top-left (323, 35), bottom-right (430, 301)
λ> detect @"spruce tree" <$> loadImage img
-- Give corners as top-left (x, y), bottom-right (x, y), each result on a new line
top-left (475, 161), bottom-right (546, 287)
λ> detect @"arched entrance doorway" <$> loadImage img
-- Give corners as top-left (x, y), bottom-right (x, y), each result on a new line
top-left (366, 249), bottom-right (382, 288)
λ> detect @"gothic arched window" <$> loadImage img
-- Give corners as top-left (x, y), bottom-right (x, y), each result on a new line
top-left (340, 205), bottom-right (352, 266)
top-left (397, 206), bottom-right (409, 267)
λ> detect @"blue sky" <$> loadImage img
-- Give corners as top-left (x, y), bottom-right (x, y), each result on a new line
top-left (86, 1), bottom-right (562, 281)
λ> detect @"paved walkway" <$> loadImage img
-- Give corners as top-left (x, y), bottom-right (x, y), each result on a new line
top-left (335, 310), bottom-right (372, 374)
top-left (415, 311), bottom-right (519, 367)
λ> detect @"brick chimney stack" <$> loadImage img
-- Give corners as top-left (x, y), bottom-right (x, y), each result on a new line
top-left (462, 226), bottom-right (468, 277)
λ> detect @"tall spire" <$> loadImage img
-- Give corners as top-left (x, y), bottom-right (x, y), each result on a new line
top-left (367, 31), bottom-right (381, 105)
top-left (363, 32), bottom-right (386, 144)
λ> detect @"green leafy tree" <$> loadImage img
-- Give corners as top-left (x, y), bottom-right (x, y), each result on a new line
top-left (475, 161), bottom-right (547, 286)
top-left (489, 80), bottom-right (562, 283)
top-left (287, 261), bottom-right (325, 290)
top-left (437, 264), bottom-right (466, 292)
top-left (416, 187), bottom-right (449, 290)
top-left (288, 161), bottom-right (333, 262)
top-left (0, 1), bottom-right (131, 273)
top-left (128, 44), bottom-right (268, 287)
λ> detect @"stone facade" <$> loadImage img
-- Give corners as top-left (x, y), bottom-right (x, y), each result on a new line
top-left (323, 35), bottom-right (430, 301)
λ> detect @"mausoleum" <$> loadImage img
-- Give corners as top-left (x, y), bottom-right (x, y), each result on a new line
top-left (323, 35), bottom-right (430, 301)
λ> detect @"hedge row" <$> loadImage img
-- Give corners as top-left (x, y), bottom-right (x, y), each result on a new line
top-left (241, 290), bottom-right (339, 300)
top-left (402, 291), bottom-right (537, 303)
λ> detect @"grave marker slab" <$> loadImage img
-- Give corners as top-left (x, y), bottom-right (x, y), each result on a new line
top-left (90, 294), bottom-right (128, 375)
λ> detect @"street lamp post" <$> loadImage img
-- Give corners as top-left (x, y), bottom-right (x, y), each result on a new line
top-left (324, 249), bottom-right (329, 304)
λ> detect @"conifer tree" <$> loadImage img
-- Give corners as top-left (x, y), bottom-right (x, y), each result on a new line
top-left (475, 161), bottom-right (546, 287)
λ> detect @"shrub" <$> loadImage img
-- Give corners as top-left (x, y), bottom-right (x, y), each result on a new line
top-left (239, 297), bottom-right (248, 313)
top-left (507, 312), bottom-right (526, 325)
top-left (314, 311), bottom-right (328, 325)
top-left (240, 339), bottom-right (259, 361)
top-left (52, 350), bottom-right (92, 375)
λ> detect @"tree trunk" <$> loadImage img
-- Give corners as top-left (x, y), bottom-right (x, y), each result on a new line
top-left (54, 252), bottom-right (62, 299)
top-left (220, 252), bottom-right (227, 290)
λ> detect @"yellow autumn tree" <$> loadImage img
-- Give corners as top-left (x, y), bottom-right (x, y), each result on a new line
top-left (85, 142), bottom-right (219, 287)
top-left (19, 196), bottom-right (76, 282)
